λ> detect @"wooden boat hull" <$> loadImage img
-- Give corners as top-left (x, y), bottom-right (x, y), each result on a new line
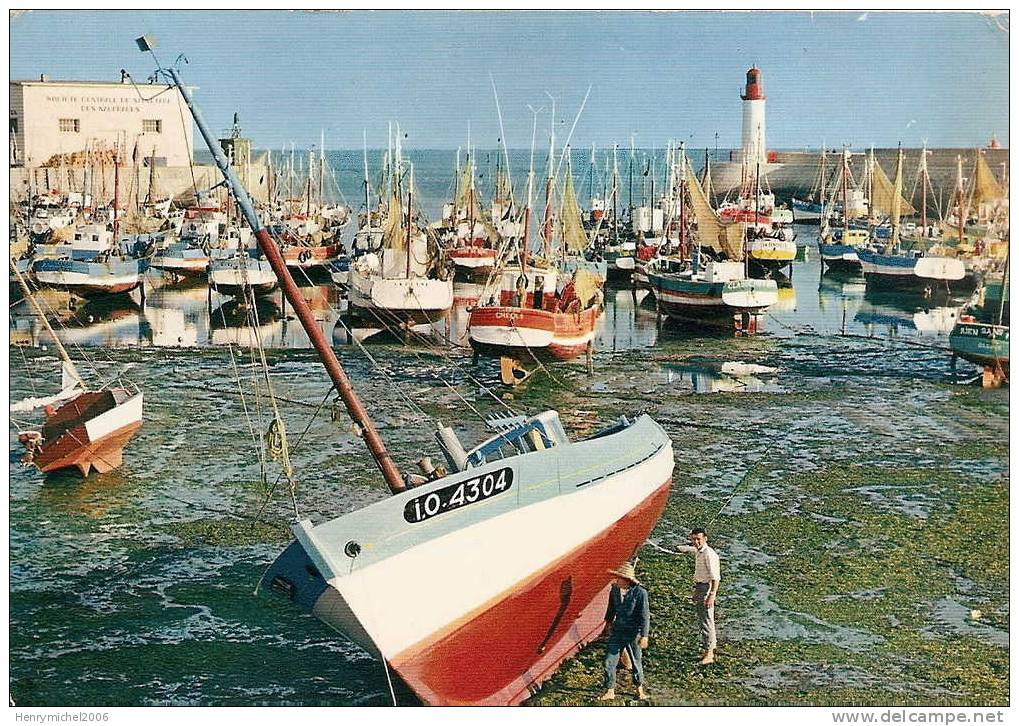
top-left (32, 258), bottom-right (145, 297)
top-left (468, 305), bottom-right (600, 361)
top-left (859, 250), bottom-right (966, 291)
top-left (748, 238), bottom-right (797, 272)
top-left (949, 322), bottom-right (1010, 368)
top-left (150, 245), bottom-right (210, 278)
top-left (648, 271), bottom-right (778, 331)
top-left (34, 389), bottom-right (143, 476)
top-left (820, 243), bottom-right (863, 273)
top-left (209, 258), bottom-right (279, 298)
top-left (283, 242), bottom-right (344, 270)
top-left (349, 274), bottom-right (454, 327)
top-left (258, 415), bottom-right (674, 706)
top-left (449, 247), bottom-right (497, 277)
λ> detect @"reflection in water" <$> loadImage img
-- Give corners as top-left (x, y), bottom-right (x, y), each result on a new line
top-left (6, 244), bottom-right (982, 352)
top-left (144, 281), bottom-right (210, 347)
top-left (855, 289), bottom-right (969, 339)
top-left (595, 287), bottom-right (658, 352)
top-left (661, 361), bottom-right (782, 394)
top-left (210, 298), bottom-right (283, 348)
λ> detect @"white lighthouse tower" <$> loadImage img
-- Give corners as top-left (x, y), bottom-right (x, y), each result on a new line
top-left (740, 65), bottom-right (767, 170)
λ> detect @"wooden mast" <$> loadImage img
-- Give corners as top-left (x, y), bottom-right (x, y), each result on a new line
top-left (167, 66), bottom-right (407, 495)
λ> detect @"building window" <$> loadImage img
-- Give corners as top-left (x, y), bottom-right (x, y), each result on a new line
top-left (142, 119), bottom-right (162, 134)
top-left (9, 115), bottom-right (18, 134)
top-left (59, 118), bottom-right (80, 133)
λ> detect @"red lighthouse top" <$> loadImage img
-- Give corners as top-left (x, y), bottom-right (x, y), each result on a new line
top-left (741, 65), bottom-right (765, 101)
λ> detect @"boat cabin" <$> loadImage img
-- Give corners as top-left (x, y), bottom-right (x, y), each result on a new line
top-left (462, 411), bottom-right (570, 469)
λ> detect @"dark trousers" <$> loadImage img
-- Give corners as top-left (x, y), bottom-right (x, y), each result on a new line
top-left (603, 634), bottom-right (644, 689)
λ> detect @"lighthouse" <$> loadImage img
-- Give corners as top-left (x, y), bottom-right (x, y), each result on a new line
top-left (740, 65), bottom-right (767, 170)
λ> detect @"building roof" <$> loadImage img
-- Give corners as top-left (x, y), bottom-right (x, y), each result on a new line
top-left (10, 79), bottom-right (193, 89)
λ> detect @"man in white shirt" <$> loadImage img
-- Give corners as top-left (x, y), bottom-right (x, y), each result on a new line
top-left (674, 527), bottom-right (721, 665)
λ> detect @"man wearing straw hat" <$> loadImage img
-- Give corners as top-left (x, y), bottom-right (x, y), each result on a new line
top-left (598, 561), bottom-right (650, 701)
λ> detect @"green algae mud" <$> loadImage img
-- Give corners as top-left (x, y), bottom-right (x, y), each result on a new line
top-left (8, 252), bottom-right (1008, 706)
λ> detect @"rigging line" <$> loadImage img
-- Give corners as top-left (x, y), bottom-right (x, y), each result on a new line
top-left (246, 286), bottom-right (300, 518)
top-left (216, 286), bottom-right (269, 481)
top-left (226, 341), bottom-right (264, 462)
top-left (17, 284), bottom-right (110, 383)
top-left (255, 385), bottom-right (335, 520)
top-left (284, 261), bottom-right (430, 421)
top-left (408, 288), bottom-right (532, 412)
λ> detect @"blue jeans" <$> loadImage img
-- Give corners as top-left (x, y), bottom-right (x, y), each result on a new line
top-left (603, 634), bottom-right (644, 689)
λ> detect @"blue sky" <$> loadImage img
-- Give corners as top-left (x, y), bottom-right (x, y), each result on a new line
top-left (10, 10), bottom-right (1009, 150)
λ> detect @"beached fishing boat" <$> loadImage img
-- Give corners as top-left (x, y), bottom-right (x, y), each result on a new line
top-left (147, 43), bottom-right (675, 706)
top-left (10, 260), bottom-right (143, 476)
top-left (441, 142), bottom-right (501, 279)
top-left (149, 195), bottom-right (225, 278)
top-left (468, 265), bottom-right (602, 365)
top-left (32, 249), bottom-right (148, 297)
top-left (950, 319), bottom-right (1009, 384)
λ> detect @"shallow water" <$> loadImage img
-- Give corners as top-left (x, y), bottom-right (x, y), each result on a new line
top-left (8, 233), bottom-right (1008, 706)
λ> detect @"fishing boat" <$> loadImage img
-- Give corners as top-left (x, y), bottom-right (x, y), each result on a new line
top-left (32, 244), bottom-right (148, 297)
top-left (819, 150), bottom-right (867, 274)
top-left (208, 248), bottom-right (279, 298)
top-left (348, 157), bottom-right (453, 328)
top-left (719, 162), bottom-right (795, 275)
top-left (950, 318), bottom-right (1009, 386)
top-left (10, 260), bottom-right (143, 476)
top-left (441, 142), bottom-right (501, 279)
top-left (950, 250), bottom-right (1009, 387)
top-left (148, 41), bottom-right (675, 706)
top-left (648, 259), bottom-right (778, 333)
top-left (645, 148), bottom-right (778, 333)
top-left (149, 196), bottom-right (226, 278)
top-left (468, 265), bottom-right (602, 370)
top-left (859, 148), bottom-right (965, 292)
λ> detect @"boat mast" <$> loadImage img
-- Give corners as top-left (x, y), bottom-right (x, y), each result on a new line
top-left (542, 97), bottom-right (555, 260)
top-left (112, 142), bottom-right (121, 240)
top-left (920, 143), bottom-right (928, 238)
top-left (956, 155), bottom-right (966, 246)
top-left (628, 136), bottom-right (635, 219)
top-left (318, 129), bottom-right (325, 207)
top-left (362, 129), bottom-right (371, 235)
top-left (891, 145), bottom-right (903, 253)
top-left (521, 104), bottom-right (543, 274)
top-left (612, 144), bottom-right (620, 247)
top-left (305, 149), bottom-right (313, 218)
top-left (163, 63), bottom-right (407, 495)
top-left (406, 163), bottom-right (413, 280)
top-left (678, 144), bottom-right (687, 261)
top-left (842, 148), bottom-right (850, 240)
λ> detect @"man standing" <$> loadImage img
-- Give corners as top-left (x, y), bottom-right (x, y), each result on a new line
top-left (675, 528), bottom-right (721, 665)
top-left (599, 562), bottom-right (650, 701)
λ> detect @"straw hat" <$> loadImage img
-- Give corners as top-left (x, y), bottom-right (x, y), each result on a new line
top-left (608, 562), bottom-right (640, 585)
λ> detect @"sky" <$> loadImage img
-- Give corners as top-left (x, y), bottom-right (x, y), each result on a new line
top-left (9, 10), bottom-right (1010, 151)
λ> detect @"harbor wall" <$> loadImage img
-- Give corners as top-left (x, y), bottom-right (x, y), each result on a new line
top-left (711, 147), bottom-right (1009, 208)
